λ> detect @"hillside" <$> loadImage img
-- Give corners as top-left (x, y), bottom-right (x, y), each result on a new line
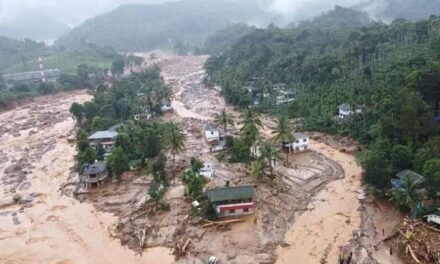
top-left (0, 37), bottom-right (120, 74)
top-left (201, 23), bottom-right (257, 55)
top-left (56, 0), bottom-right (278, 51)
top-left (206, 6), bottom-right (440, 195)
top-left (356, 0), bottom-right (440, 22)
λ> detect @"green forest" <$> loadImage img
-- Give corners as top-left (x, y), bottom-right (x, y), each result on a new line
top-left (206, 7), bottom-right (440, 209)
top-left (56, 0), bottom-right (278, 51)
top-left (69, 66), bottom-right (187, 200)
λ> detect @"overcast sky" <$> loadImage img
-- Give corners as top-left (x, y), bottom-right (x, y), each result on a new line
top-left (0, 0), bottom-right (367, 27)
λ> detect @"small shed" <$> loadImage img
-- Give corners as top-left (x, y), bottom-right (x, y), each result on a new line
top-left (391, 170), bottom-right (424, 189)
top-left (206, 185), bottom-right (255, 217)
top-left (81, 162), bottom-right (108, 188)
top-left (338, 103), bottom-right (362, 119)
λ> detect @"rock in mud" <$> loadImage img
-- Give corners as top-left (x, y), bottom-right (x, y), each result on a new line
top-left (12, 194), bottom-right (22, 203)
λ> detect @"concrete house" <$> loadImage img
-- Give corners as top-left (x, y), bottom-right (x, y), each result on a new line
top-left (338, 103), bottom-right (362, 119)
top-left (161, 101), bottom-right (173, 112)
top-left (3, 69), bottom-right (61, 85)
top-left (199, 162), bottom-right (214, 180)
top-left (206, 185), bottom-right (256, 218)
top-left (283, 132), bottom-right (310, 153)
top-left (88, 131), bottom-right (118, 152)
top-left (204, 126), bottom-right (221, 143)
top-left (80, 162), bottom-right (108, 188)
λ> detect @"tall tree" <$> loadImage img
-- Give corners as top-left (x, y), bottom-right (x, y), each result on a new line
top-left (107, 147), bottom-right (129, 180)
top-left (166, 122), bottom-right (184, 163)
top-left (259, 141), bottom-right (281, 175)
top-left (111, 59), bottom-right (125, 79)
top-left (240, 108), bottom-right (262, 148)
top-left (214, 108), bottom-right (234, 132)
top-left (69, 103), bottom-right (84, 125)
top-left (390, 174), bottom-right (425, 217)
top-left (271, 116), bottom-right (294, 164)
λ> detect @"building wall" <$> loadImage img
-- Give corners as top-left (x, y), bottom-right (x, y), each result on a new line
top-left (216, 202), bottom-right (256, 217)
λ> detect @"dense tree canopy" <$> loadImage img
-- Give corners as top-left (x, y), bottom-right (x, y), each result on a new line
top-left (206, 7), bottom-right (440, 192)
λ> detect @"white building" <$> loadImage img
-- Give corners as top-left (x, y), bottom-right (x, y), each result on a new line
top-left (199, 162), bottom-right (214, 179)
top-left (161, 102), bottom-right (173, 112)
top-left (283, 132), bottom-right (310, 153)
top-left (338, 103), bottom-right (362, 119)
top-left (204, 126), bottom-right (220, 143)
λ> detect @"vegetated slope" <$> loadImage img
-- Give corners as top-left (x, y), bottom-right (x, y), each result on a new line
top-left (355, 0), bottom-right (440, 22)
top-left (206, 6), bottom-right (440, 196)
top-left (202, 23), bottom-right (257, 55)
top-left (293, 5), bottom-right (372, 30)
top-left (56, 0), bottom-right (277, 51)
top-left (0, 37), bottom-right (120, 74)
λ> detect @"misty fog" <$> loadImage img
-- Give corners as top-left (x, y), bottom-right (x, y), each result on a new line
top-left (0, 0), bottom-right (365, 28)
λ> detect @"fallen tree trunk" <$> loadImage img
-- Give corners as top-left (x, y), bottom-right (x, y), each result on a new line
top-left (202, 218), bottom-right (244, 228)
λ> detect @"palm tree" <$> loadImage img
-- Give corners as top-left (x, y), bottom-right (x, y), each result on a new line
top-left (259, 141), bottom-right (281, 175)
top-left (390, 174), bottom-right (426, 217)
top-left (271, 115), bottom-right (294, 164)
top-left (214, 108), bottom-right (234, 132)
top-left (251, 159), bottom-right (265, 182)
top-left (240, 108), bottom-right (262, 148)
top-left (166, 122), bottom-right (184, 164)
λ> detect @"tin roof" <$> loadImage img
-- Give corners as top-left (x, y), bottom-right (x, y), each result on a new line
top-left (293, 132), bottom-right (308, 140)
top-left (395, 170), bottom-right (423, 181)
top-left (88, 131), bottom-right (118, 140)
top-left (83, 162), bottom-right (107, 175)
top-left (206, 185), bottom-right (255, 203)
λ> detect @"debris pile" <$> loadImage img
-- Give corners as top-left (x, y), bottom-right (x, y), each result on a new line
top-left (396, 218), bottom-right (440, 264)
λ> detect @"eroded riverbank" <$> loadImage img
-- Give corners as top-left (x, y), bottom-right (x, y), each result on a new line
top-left (0, 91), bottom-right (173, 264)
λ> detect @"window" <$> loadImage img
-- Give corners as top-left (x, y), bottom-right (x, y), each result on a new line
top-left (296, 140), bottom-right (299, 143)
top-left (303, 138), bottom-right (307, 142)
top-left (243, 208), bottom-right (249, 213)
top-left (229, 209), bottom-right (235, 214)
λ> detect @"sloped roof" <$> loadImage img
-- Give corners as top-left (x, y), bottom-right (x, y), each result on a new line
top-left (83, 162), bottom-right (107, 175)
top-left (293, 132), bottom-right (308, 140)
top-left (206, 185), bottom-right (255, 203)
top-left (88, 131), bottom-right (118, 140)
top-left (395, 170), bottom-right (424, 181)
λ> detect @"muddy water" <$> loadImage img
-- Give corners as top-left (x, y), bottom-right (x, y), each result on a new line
top-left (0, 91), bottom-right (173, 264)
top-left (275, 140), bottom-right (363, 264)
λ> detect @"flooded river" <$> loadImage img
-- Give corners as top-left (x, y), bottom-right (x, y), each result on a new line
top-left (0, 91), bottom-right (173, 264)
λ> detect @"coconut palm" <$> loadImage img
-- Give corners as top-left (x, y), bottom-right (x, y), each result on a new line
top-left (390, 174), bottom-right (426, 217)
top-left (259, 141), bottom-right (281, 175)
top-left (240, 108), bottom-right (262, 148)
top-left (214, 108), bottom-right (234, 132)
top-left (271, 115), bottom-right (294, 164)
top-left (165, 122), bottom-right (184, 163)
top-left (251, 159), bottom-right (265, 182)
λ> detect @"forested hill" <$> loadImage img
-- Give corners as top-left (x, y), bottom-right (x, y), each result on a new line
top-left (355, 0), bottom-right (440, 22)
top-left (206, 7), bottom-right (440, 194)
top-left (56, 0), bottom-right (277, 51)
top-left (294, 6), bottom-right (372, 30)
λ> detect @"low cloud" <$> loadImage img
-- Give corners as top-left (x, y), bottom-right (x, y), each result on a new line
top-left (268, 0), bottom-right (363, 21)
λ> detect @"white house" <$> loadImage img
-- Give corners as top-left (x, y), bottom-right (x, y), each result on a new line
top-left (204, 126), bottom-right (220, 143)
top-left (338, 103), bottom-right (362, 119)
top-left (161, 102), bottom-right (173, 112)
top-left (283, 132), bottom-right (310, 153)
top-left (426, 214), bottom-right (440, 225)
top-left (199, 162), bottom-right (214, 179)
top-left (134, 112), bottom-right (152, 121)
